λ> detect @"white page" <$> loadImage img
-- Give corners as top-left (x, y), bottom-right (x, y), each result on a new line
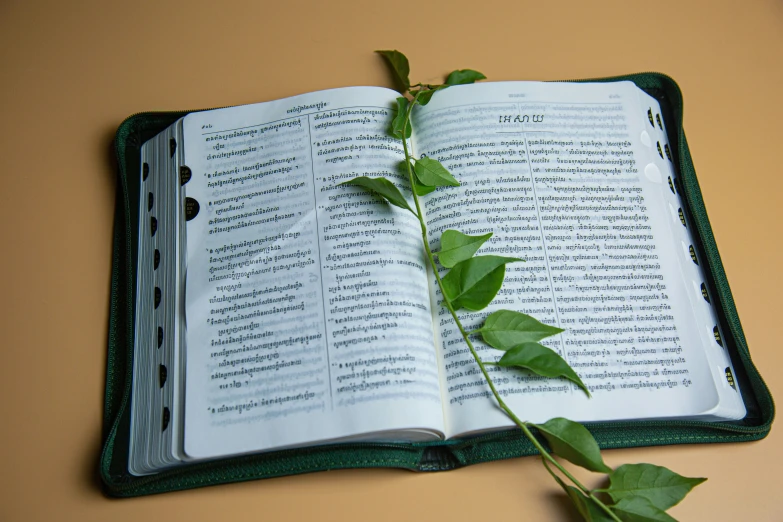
top-left (171, 119), bottom-right (188, 462)
top-left (411, 81), bottom-right (723, 437)
top-left (128, 138), bottom-right (156, 475)
top-left (181, 87), bottom-right (444, 459)
top-left (631, 88), bottom-right (745, 420)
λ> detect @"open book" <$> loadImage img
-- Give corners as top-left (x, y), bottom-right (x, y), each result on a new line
top-left (128, 81), bottom-right (746, 475)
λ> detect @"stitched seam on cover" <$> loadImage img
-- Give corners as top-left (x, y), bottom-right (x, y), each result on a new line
top-left (170, 458), bottom-right (416, 487)
top-left (133, 432), bottom-right (750, 491)
top-left (600, 435), bottom-right (735, 444)
top-left (467, 434), bottom-right (741, 461)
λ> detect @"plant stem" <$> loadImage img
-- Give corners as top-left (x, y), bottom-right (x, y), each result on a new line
top-left (400, 96), bottom-right (622, 522)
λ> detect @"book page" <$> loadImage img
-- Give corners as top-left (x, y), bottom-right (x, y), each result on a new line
top-left (631, 88), bottom-right (745, 420)
top-left (180, 87), bottom-right (443, 459)
top-left (411, 81), bottom-right (725, 437)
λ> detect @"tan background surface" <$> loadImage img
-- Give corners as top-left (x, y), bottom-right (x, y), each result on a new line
top-left (1, 0), bottom-right (781, 520)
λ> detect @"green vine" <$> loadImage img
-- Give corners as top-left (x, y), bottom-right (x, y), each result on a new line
top-left (342, 50), bottom-right (706, 522)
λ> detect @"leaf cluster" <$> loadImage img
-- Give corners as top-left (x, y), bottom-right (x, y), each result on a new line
top-left (433, 228), bottom-right (591, 396)
top-left (546, 456), bottom-right (706, 521)
top-left (376, 49), bottom-right (486, 103)
top-left (340, 50), bottom-right (707, 521)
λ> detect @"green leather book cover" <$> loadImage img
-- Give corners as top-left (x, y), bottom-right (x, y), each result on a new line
top-left (100, 73), bottom-right (773, 497)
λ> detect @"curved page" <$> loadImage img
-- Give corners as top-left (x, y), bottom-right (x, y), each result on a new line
top-left (181, 88), bottom-right (444, 459)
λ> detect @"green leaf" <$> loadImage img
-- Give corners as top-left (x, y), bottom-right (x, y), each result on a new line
top-left (606, 464), bottom-right (706, 511)
top-left (446, 69), bottom-right (487, 85)
top-left (339, 176), bottom-right (414, 214)
top-left (496, 342), bottom-right (590, 397)
top-left (417, 85), bottom-right (446, 106)
top-left (413, 157), bottom-right (460, 188)
top-left (535, 418), bottom-right (611, 473)
top-left (391, 97), bottom-right (411, 139)
top-left (438, 230), bottom-right (493, 268)
top-left (612, 496), bottom-right (677, 522)
top-left (413, 179), bottom-right (437, 196)
top-left (544, 460), bottom-right (614, 522)
top-left (441, 256), bottom-right (521, 310)
top-left (375, 50), bottom-right (410, 91)
top-left (398, 159), bottom-right (435, 195)
top-left (565, 487), bottom-right (617, 522)
top-left (479, 310), bottom-right (564, 350)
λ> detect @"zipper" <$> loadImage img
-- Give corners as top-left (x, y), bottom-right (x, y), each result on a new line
top-left (555, 71), bottom-right (680, 85)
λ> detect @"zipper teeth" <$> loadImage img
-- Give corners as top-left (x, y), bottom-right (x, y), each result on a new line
top-left (664, 75), bottom-right (775, 433)
top-left (675, 123), bottom-right (776, 429)
top-left (553, 71), bottom-right (679, 85)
